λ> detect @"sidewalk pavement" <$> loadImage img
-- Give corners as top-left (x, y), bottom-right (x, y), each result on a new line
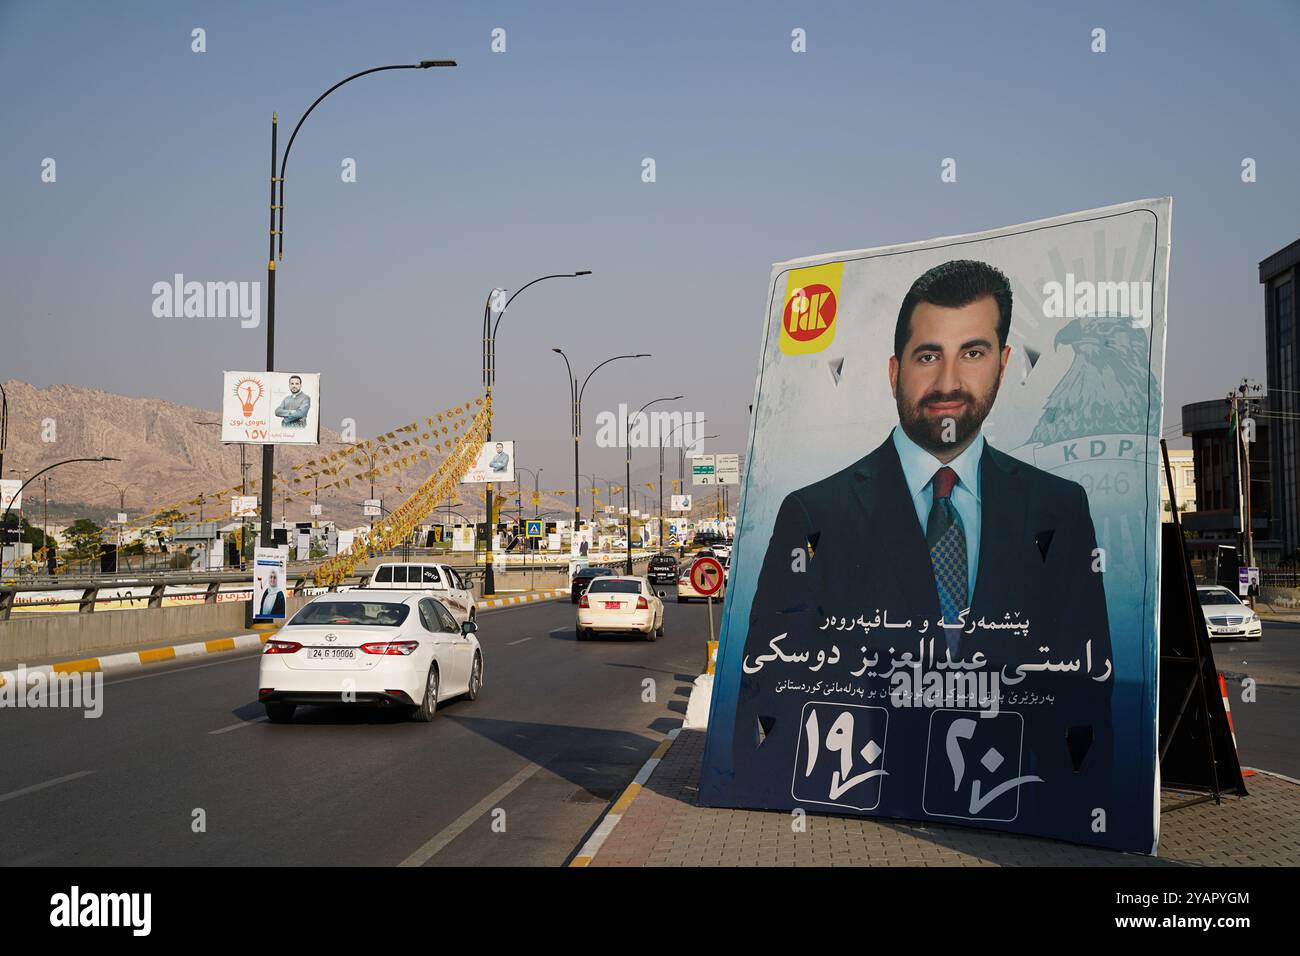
top-left (584, 727), bottom-right (1300, 866)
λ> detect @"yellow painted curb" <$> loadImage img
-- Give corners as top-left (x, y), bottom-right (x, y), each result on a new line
top-left (139, 647), bottom-right (177, 664)
top-left (205, 638), bottom-right (236, 653)
top-left (53, 658), bottom-right (101, 674)
top-left (609, 782), bottom-right (642, 816)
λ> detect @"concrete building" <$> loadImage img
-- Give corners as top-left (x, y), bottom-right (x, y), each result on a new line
top-left (1181, 398), bottom-right (1278, 561)
top-left (1159, 448), bottom-right (1196, 520)
top-left (1261, 239), bottom-right (1300, 558)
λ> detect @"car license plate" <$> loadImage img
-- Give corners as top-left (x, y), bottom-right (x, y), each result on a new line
top-left (309, 648), bottom-right (356, 660)
top-left (604, 601), bottom-right (621, 609)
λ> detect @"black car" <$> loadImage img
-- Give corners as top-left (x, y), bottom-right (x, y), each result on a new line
top-left (692, 531), bottom-right (723, 548)
top-left (571, 565), bottom-right (616, 603)
top-left (647, 553), bottom-right (679, 585)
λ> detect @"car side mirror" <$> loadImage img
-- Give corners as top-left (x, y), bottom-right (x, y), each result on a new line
top-left (461, 620), bottom-right (478, 636)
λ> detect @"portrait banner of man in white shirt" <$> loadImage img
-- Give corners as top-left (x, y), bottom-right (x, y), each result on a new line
top-left (700, 200), bottom-right (1171, 855)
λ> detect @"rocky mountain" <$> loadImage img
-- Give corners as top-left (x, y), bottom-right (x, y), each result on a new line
top-left (0, 380), bottom-right (461, 526)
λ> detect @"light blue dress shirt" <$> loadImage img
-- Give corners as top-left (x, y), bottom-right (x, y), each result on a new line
top-left (891, 425), bottom-right (983, 602)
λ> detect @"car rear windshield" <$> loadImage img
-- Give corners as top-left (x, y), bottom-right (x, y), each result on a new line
top-left (587, 580), bottom-right (641, 594)
top-left (1198, 591), bottom-right (1241, 606)
top-left (289, 601), bottom-right (411, 626)
top-left (577, 567), bottom-right (609, 578)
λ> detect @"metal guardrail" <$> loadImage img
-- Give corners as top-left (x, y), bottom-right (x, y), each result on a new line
top-left (1, 551), bottom-right (659, 619)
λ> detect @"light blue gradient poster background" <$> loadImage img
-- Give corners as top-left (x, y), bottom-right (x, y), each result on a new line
top-left (702, 199), bottom-right (1171, 853)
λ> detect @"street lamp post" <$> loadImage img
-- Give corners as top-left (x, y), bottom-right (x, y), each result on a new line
top-left (552, 350), bottom-right (650, 561)
top-left (481, 271), bottom-right (591, 594)
top-left (659, 417), bottom-right (705, 552)
top-left (680, 433), bottom-right (719, 537)
top-left (0, 381), bottom-right (8, 482)
top-left (256, 59), bottom-right (456, 556)
top-left (1, 457), bottom-right (120, 568)
top-left (625, 396), bottom-right (683, 573)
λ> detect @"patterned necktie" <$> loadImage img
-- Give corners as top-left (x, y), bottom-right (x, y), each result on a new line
top-left (927, 465), bottom-right (968, 655)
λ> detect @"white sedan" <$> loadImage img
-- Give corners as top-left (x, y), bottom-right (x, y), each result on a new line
top-left (577, 576), bottom-right (664, 641)
top-left (1196, 585), bottom-right (1262, 641)
top-left (258, 590), bottom-right (483, 723)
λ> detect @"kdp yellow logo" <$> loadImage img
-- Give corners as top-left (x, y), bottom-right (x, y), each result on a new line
top-left (779, 262), bottom-right (843, 355)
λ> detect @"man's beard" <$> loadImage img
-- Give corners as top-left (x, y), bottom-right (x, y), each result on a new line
top-left (895, 374), bottom-right (999, 456)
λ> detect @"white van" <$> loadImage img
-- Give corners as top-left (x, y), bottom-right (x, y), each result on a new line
top-left (366, 562), bottom-right (476, 625)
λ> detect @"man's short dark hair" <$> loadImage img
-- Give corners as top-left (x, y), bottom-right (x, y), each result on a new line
top-left (894, 259), bottom-right (1012, 359)
top-left (289, 374), bottom-right (302, 383)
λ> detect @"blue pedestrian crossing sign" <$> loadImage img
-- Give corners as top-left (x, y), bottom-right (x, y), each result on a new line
top-left (526, 520), bottom-right (544, 538)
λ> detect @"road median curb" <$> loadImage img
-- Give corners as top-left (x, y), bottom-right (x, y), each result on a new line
top-left (570, 726), bottom-right (681, 867)
top-left (0, 588), bottom-right (569, 687)
top-left (476, 588), bottom-right (566, 609)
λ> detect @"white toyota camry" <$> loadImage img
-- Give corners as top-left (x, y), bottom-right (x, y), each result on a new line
top-left (576, 575), bottom-right (665, 641)
top-left (258, 590), bottom-right (483, 723)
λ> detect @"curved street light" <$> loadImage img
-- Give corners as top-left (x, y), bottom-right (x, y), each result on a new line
top-left (257, 59), bottom-right (456, 553)
top-left (1, 457), bottom-right (120, 567)
top-left (552, 350), bottom-right (650, 545)
top-left (625, 396), bottom-right (684, 573)
top-left (660, 416), bottom-right (706, 550)
top-left (479, 271), bottom-right (590, 595)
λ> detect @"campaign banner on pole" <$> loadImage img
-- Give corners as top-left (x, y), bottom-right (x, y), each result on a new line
top-left (221, 371), bottom-right (321, 445)
top-left (700, 200), bottom-right (1171, 854)
top-left (452, 526), bottom-right (475, 552)
top-left (461, 441), bottom-right (515, 484)
top-left (571, 529), bottom-right (592, 557)
top-left (1, 479), bottom-right (22, 511)
top-left (252, 546), bottom-right (288, 620)
top-left (231, 496), bottom-right (258, 518)
top-left (671, 494), bottom-right (693, 512)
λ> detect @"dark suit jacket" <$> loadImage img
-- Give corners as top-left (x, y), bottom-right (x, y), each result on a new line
top-left (727, 435), bottom-right (1114, 841)
top-left (259, 589), bottom-right (286, 617)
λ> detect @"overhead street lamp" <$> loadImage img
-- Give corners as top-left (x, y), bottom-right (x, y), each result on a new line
top-left (680, 434), bottom-right (719, 525)
top-left (552, 350), bottom-right (650, 559)
top-left (481, 271), bottom-right (591, 594)
top-left (660, 417), bottom-right (705, 552)
top-left (256, 59), bottom-right (456, 557)
top-left (0, 381), bottom-right (8, 481)
top-left (625, 396), bottom-right (684, 573)
top-left (1, 457), bottom-right (120, 563)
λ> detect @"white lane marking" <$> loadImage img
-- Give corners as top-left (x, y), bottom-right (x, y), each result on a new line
top-left (209, 717), bottom-right (269, 735)
top-left (0, 770), bottom-right (95, 804)
top-left (397, 757), bottom-right (552, 867)
top-left (506, 637), bottom-right (532, 646)
top-left (104, 652), bottom-right (259, 687)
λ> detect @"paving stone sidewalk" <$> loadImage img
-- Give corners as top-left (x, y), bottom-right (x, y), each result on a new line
top-left (589, 728), bottom-right (1300, 866)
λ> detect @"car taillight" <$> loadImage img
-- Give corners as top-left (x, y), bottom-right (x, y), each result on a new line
top-left (360, 641), bottom-right (420, 656)
top-left (579, 594), bottom-right (590, 608)
top-left (264, 640), bottom-right (302, 654)
top-left (637, 596), bottom-right (649, 609)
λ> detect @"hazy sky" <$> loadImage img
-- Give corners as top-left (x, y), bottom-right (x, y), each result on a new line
top-left (3, 0), bottom-right (1298, 490)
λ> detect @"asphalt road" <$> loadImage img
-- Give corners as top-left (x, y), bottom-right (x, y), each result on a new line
top-left (0, 595), bottom-right (717, 866)
top-left (1218, 618), bottom-right (1300, 780)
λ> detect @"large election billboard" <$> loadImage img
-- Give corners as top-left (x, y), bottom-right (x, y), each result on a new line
top-left (700, 199), bottom-right (1171, 854)
top-left (461, 441), bottom-right (515, 484)
top-left (222, 371), bottom-right (321, 445)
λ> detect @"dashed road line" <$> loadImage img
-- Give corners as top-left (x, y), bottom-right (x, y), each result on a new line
top-left (397, 757), bottom-right (554, 867)
top-left (0, 770), bottom-right (96, 804)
